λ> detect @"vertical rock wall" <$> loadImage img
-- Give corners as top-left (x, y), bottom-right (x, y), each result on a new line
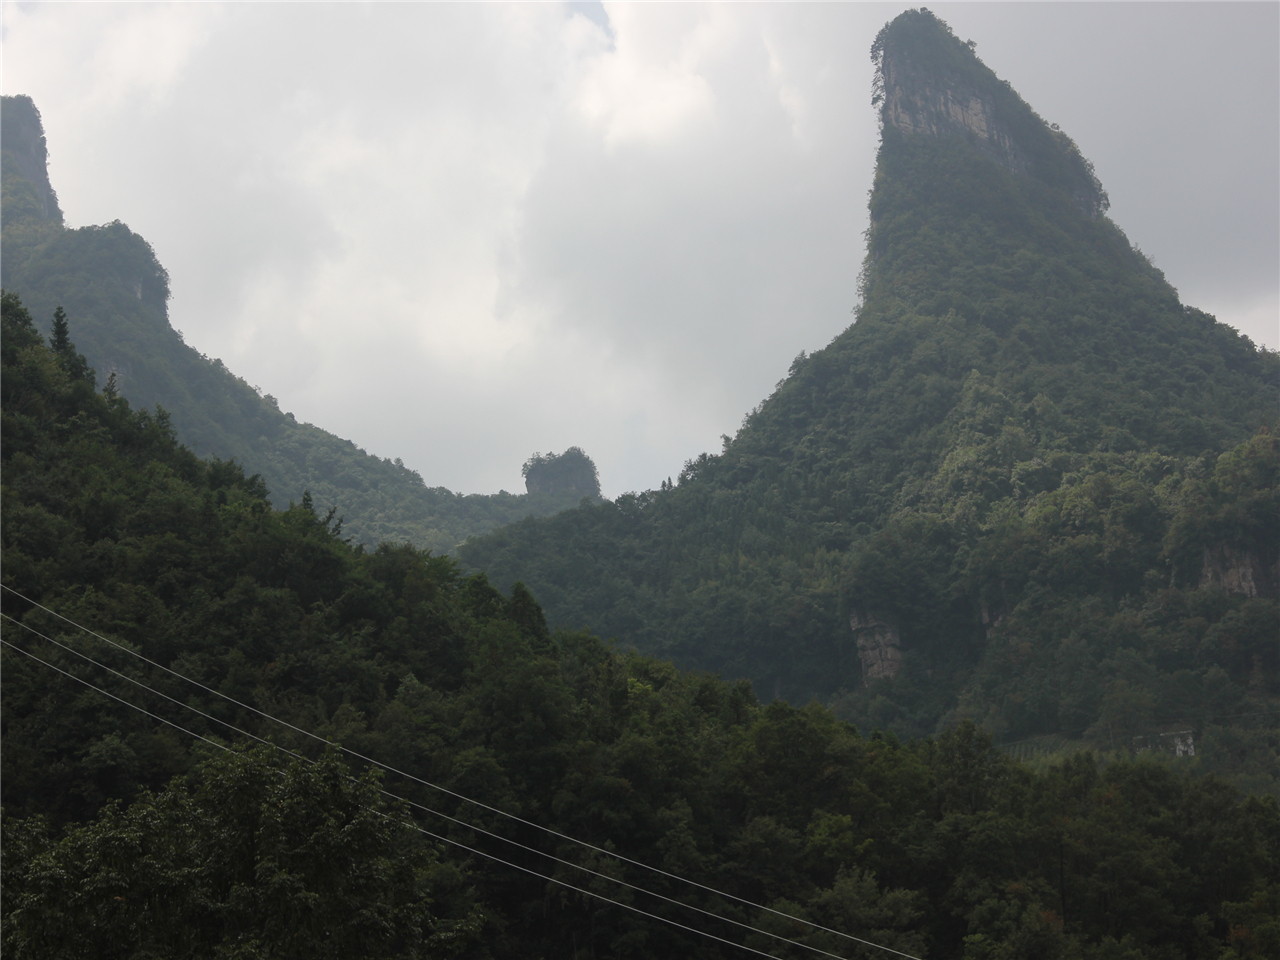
top-left (1200, 545), bottom-right (1275, 598)
top-left (849, 610), bottom-right (904, 681)
top-left (881, 53), bottom-right (1027, 177)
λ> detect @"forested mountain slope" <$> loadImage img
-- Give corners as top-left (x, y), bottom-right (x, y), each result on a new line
top-left (0, 94), bottom-right (597, 553)
top-left (4, 288), bottom-right (1279, 960)
top-left (460, 10), bottom-right (1279, 768)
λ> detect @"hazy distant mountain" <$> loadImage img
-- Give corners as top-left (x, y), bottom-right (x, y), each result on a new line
top-left (462, 10), bottom-right (1278, 775)
top-left (0, 94), bottom-right (599, 553)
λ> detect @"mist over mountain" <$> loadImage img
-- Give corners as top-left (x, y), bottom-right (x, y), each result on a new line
top-left (0, 93), bottom-right (600, 554)
top-left (461, 9), bottom-right (1278, 773)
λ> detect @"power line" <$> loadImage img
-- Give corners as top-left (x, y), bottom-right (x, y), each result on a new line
top-left (1, 612), bottom-right (311, 763)
top-left (2, 633), bottom-right (898, 960)
top-left (1, 592), bottom-right (926, 960)
top-left (1, 585), bottom-right (915, 956)
top-left (2, 612), bottom-right (902, 960)
top-left (399, 816), bottom-right (811, 960)
top-left (0, 638), bottom-right (232, 758)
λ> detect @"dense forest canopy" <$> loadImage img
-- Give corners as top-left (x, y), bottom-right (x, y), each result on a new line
top-left (0, 94), bottom-right (598, 554)
top-left (3, 288), bottom-right (1278, 959)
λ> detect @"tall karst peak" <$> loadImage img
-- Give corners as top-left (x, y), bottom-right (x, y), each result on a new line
top-left (459, 6), bottom-right (1277, 721)
top-left (872, 8), bottom-right (1107, 217)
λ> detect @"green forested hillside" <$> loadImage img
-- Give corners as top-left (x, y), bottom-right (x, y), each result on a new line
top-left (0, 94), bottom-right (597, 554)
top-left (4, 289), bottom-right (1279, 960)
top-left (459, 11), bottom-right (1279, 771)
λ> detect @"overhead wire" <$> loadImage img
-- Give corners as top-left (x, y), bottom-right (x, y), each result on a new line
top-left (1, 585), bottom-right (911, 955)
top-left (1, 636), bottom-right (792, 959)
top-left (1, 612), bottom-right (311, 763)
top-left (400, 817), bottom-right (813, 960)
top-left (5, 632), bottom-right (926, 960)
top-left (1, 611), bottom-right (916, 960)
top-left (0, 592), bottom-right (926, 960)
top-left (0, 638), bottom-right (233, 758)
top-left (7, 634), bottom-right (808, 957)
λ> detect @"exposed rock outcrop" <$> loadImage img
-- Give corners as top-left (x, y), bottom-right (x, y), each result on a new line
top-left (1200, 545), bottom-right (1275, 598)
top-left (880, 53), bottom-right (1028, 178)
top-left (871, 9), bottom-right (1108, 217)
top-left (849, 610), bottom-right (903, 681)
top-left (1133, 728), bottom-right (1195, 758)
top-left (980, 600), bottom-right (1006, 638)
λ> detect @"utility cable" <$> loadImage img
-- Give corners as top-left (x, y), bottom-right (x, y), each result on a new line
top-left (0, 638), bottom-right (233, 758)
top-left (1, 585), bottom-right (913, 957)
top-left (1, 612), bottom-right (313, 765)
top-left (3, 634), bottom-right (900, 960)
top-left (2, 613), bottom-right (909, 960)
top-left (398, 814), bottom-right (804, 960)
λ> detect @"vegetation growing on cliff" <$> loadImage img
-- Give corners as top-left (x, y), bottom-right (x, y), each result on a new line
top-left (523, 446), bottom-right (601, 497)
top-left (458, 10), bottom-right (1279, 774)
top-left (3, 9), bottom-right (1278, 956)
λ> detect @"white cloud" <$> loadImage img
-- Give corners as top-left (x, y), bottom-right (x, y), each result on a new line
top-left (2, 2), bottom-right (220, 114)
top-left (575, 3), bottom-right (721, 151)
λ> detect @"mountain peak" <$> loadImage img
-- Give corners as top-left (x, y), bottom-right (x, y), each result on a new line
top-left (872, 8), bottom-right (1108, 217)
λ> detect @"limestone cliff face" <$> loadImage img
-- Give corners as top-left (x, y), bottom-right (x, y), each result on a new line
top-left (1200, 545), bottom-right (1276, 598)
top-left (1, 95), bottom-right (63, 223)
top-left (849, 610), bottom-right (903, 681)
top-left (880, 51), bottom-right (1028, 179)
top-left (871, 9), bottom-right (1108, 218)
top-left (980, 601), bottom-right (1006, 639)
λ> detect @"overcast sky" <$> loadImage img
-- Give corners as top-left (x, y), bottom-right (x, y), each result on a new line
top-left (4, 2), bottom-right (1276, 497)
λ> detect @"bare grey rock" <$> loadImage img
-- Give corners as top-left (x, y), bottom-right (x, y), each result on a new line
top-left (849, 610), bottom-right (903, 682)
top-left (1200, 545), bottom-right (1274, 598)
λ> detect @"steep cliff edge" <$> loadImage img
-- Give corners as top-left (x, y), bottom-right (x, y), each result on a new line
top-left (523, 447), bottom-right (601, 498)
top-left (873, 8), bottom-right (1107, 216)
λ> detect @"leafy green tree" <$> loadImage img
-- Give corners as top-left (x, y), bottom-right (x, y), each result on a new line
top-left (48, 304), bottom-right (68, 354)
top-left (5, 6), bottom-right (1280, 950)
top-left (522, 447), bottom-right (601, 498)
top-left (1, 747), bottom-right (475, 960)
